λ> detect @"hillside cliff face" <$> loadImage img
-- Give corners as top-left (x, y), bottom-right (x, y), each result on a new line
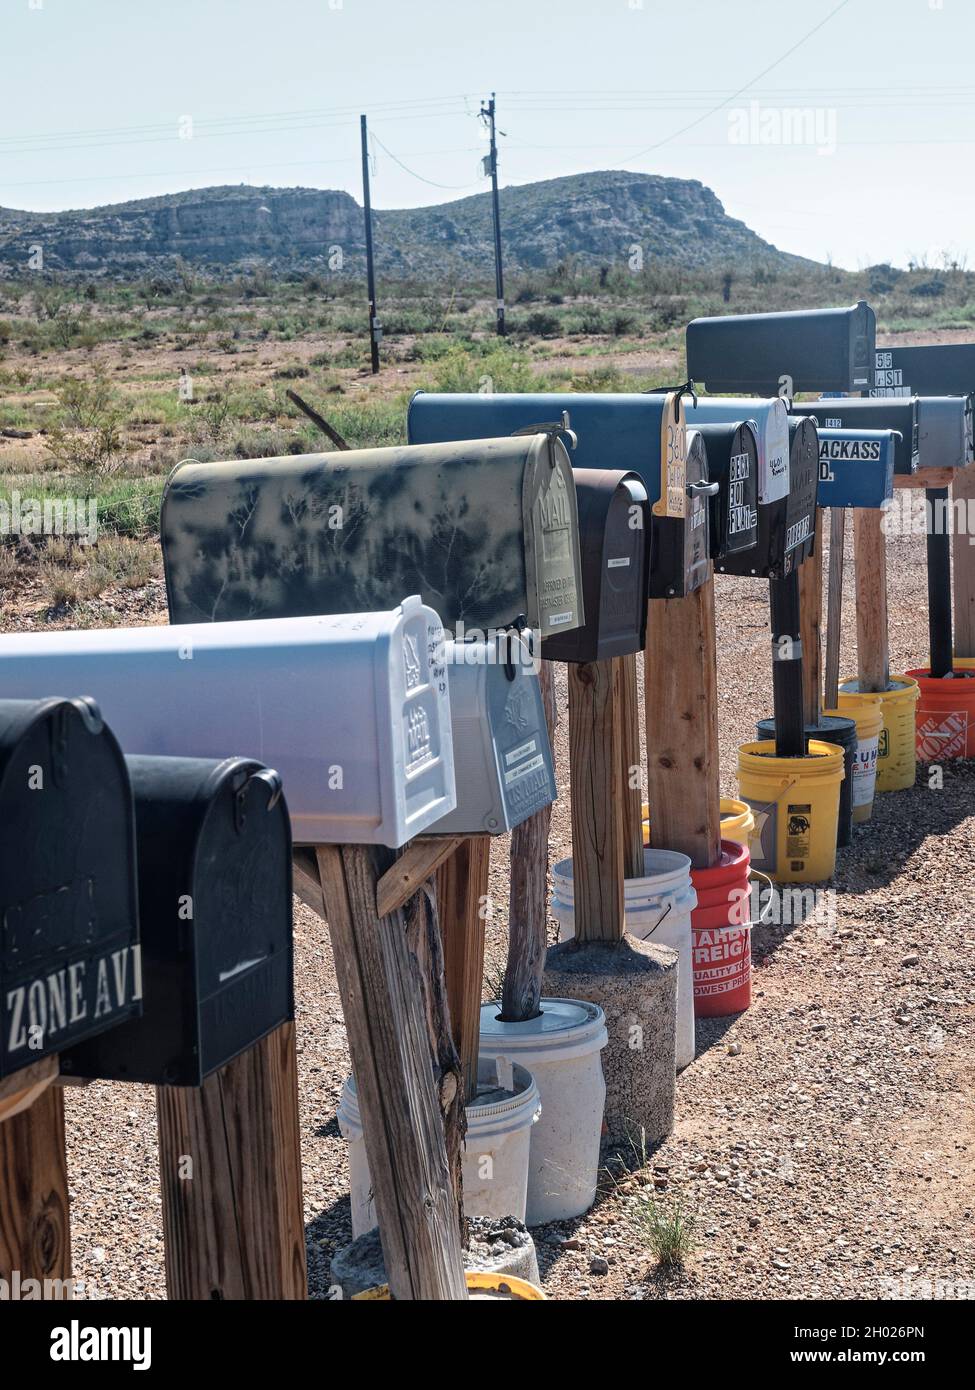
top-left (0, 171), bottom-right (801, 278)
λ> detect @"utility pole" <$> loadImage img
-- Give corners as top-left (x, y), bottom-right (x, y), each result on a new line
top-left (480, 93), bottom-right (506, 337)
top-left (360, 114), bottom-right (381, 373)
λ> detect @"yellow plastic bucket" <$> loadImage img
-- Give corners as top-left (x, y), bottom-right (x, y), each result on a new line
top-left (827, 696), bottom-right (884, 824)
top-left (736, 739), bottom-right (845, 884)
top-left (351, 1272), bottom-right (545, 1301)
top-left (839, 675), bottom-right (920, 793)
top-left (642, 798), bottom-right (756, 851)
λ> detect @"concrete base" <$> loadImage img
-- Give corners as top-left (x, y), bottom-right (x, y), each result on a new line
top-left (329, 1217), bottom-right (540, 1300)
top-left (542, 934), bottom-right (677, 1150)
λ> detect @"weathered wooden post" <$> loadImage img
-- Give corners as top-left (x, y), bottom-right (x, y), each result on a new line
top-left (0, 697), bottom-right (141, 1300)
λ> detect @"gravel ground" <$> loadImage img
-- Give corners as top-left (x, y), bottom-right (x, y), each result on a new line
top-left (58, 514), bottom-right (975, 1302)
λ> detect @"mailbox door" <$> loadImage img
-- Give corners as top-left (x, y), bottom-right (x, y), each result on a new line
top-left (541, 468), bottom-right (649, 663)
top-left (649, 430), bottom-right (711, 598)
top-left (686, 301), bottom-right (876, 395)
top-left (684, 397), bottom-right (790, 505)
top-left (816, 430), bottom-right (897, 509)
top-left (161, 435), bottom-right (584, 639)
top-left (872, 344), bottom-right (975, 398)
top-left (916, 396), bottom-right (975, 470)
top-left (434, 636), bottom-right (555, 835)
top-left (782, 417), bottom-right (820, 575)
top-left (799, 399), bottom-right (919, 475)
top-left (0, 698), bottom-right (140, 1080)
top-left (695, 422), bottom-right (760, 561)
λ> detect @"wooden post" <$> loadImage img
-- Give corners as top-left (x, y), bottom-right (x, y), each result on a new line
top-left (316, 843), bottom-right (468, 1300)
top-left (853, 509), bottom-right (890, 692)
top-left (436, 836), bottom-right (491, 1102)
top-left (645, 582), bottom-right (722, 869)
top-left (0, 1085), bottom-right (72, 1296)
top-left (926, 487), bottom-right (953, 677)
top-left (568, 660), bottom-right (625, 943)
top-left (616, 651), bottom-right (646, 878)
top-left (953, 467), bottom-right (975, 658)
top-left (824, 509), bottom-right (846, 710)
top-left (156, 1020), bottom-right (307, 1301)
top-left (501, 659), bottom-right (556, 1022)
top-left (798, 510), bottom-right (823, 723)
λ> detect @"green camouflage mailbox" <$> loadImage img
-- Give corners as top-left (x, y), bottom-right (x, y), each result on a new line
top-left (161, 436), bottom-right (585, 641)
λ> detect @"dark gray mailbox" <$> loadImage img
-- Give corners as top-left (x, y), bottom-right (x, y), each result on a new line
top-left (407, 390), bottom-right (711, 601)
top-left (649, 429), bottom-right (716, 598)
top-left (686, 301), bottom-right (876, 396)
top-left (783, 416), bottom-right (820, 569)
top-left (797, 398), bottom-right (919, 475)
top-left (694, 422), bottom-right (760, 562)
top-left (161, 436), bottom-right (585, 642)
top-left (872, 343), bottom-right (975, 398)
top-left (0, 697), bottom-right (141, 1080)
top-left (543, 468), bottom-right (649, 662)
top-left (434, 632), bottom-right (557, 835)
top-left (917, 396), bottom-right (975, 469)
top-left (60, 755), bottom-right (293, 1086)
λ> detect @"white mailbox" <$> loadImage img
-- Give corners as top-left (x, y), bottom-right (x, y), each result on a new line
top-left (684, 396), bottom-right (791, 505)
top-left (435, 633), bottom-right (557, 836)
top-left (0, 597), bottom-right (455, 848)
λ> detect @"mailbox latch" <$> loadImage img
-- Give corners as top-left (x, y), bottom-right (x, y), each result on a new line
top-left (510, 410), bottom-right (577, 460)
top-left (233, 767), bottom-right (284, 833)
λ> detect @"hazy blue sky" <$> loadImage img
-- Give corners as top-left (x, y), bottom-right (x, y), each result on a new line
top-left (3, 0), bottom-right (974, 269)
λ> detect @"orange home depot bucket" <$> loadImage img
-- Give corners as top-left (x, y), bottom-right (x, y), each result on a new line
top-left (690, 839), bottom-right (752, 1018)
top-left (736, 739), bottom-right (845, 883)
top-left (905, 659), bottom-right (975, 760)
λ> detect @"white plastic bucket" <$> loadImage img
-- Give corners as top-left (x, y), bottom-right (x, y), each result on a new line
top-left (478, 998), bottom-right (607, 1225)
top-left (337, 1058), bottom-right (541, 1236)
top-left (551, 851), bottom-right (697, 1071)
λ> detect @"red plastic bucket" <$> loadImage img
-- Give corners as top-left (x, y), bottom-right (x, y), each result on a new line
top-left (690, 839), bottom-right (752, 1018)
top-left (905, 661), bottom-right (975, 760)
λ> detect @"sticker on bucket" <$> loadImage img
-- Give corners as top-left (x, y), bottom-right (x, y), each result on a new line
top-left (786, 802), bottom-right (812, 871)
top-left (692, 925), bottom-right (750, 999)
top-left (916, 709), bottom-right (969, 761)
top-left (741, 799), bottom-right (775, 870)
top-left (852, 736), bottom-right (879, 807)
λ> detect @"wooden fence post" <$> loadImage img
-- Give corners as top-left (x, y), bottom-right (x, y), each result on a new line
top-left (0, 1080), bottom-right (72, 1297)
top-left (854, 508), bottom-right (890, 693)
top-left (568, 659), bottom-right (625, 943)
top-left (436, 836), bottom-right (491, 1102)
top-left (156, 1020), bottom-right (307, 1300)
top-left (799, 510), bottom-right (824, 723)
top-left (616, 652), bottom-right (646, 878)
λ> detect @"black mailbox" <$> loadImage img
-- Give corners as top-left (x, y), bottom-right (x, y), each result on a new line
top-left (60, 755), bottom-right (293, 1087)
top-left (649, 429), bottom-right (716, 599)
top-left (872, 343), bottom-right (975, 398)
top-left (686, 301), bottom-right (876, 396)
top-left (694, 422), bottom-right (760, 562)
top-left (543, 468), bottom-right (650, 663)
top-left (796, 398), bottom-right (918, 475)
top-left (0, 698), bottom-right (140, 1080)
top-left (783, 417), bottom-right (820, 570)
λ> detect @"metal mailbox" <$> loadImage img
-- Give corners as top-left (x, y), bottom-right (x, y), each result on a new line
top-left (686, 301), bottom-right (876, 396)
top-left (407, 390), bottom-right (711, 600)
top-left (783, 416), bottom-right (820, 570)
top-left (872, 343), bottom-right (975, 398)
top-left (649, 429), bottom-right (715, 598)
top-left (161, 436), bottom-right (585, 642)
top-left (685, 397), bottom-right (792, 577)
top-left (816, 429), bottom-right (897, 510)
top-left (916, 396), bottom-right (975, 470)
top-left (797, 398), bottom-right (919, 476)
top-left (0, 697), bottom-right (141, 1080)
top-left (434, 633), bottom-right (557, 836)
top-left (60, 755), bottom-right (293, 1086)
top-left (0, 598), bottom-right (455, 848)
top-left (542, 468), bottom-right (649, 661)
top-left (694, 421), bottom-right (760, 562)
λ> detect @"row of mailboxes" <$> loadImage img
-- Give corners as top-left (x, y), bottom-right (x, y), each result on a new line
top-left (816, 429), bottom-right (898, 509)
top-left (160, 434), bottom-right (586, 643)
top-left (686, 301), bottom-right (877, 396)
top-left (61, 754), bottom-right (294, 1087)
top-left (407, 390), bottom-right (716, 601)
top-left (798, 396), bottom-right (974, 473)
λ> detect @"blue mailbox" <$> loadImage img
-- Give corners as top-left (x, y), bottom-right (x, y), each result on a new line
top-left (816, 429), bottom-right (897, 510)
top-left (407, 390), bottom-right (712, 599)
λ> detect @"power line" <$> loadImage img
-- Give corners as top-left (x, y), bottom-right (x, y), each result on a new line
top-left (368, 130), bottom-right (481, 191)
